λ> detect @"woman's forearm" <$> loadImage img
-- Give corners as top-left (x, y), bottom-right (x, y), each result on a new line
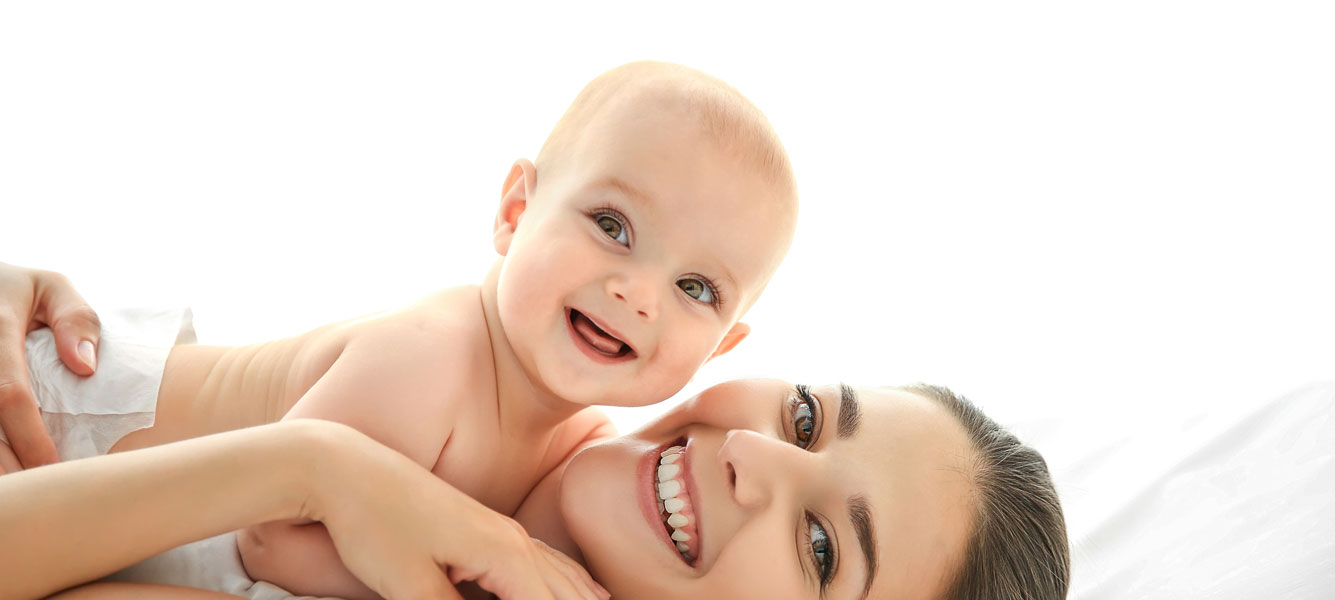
top-left (0, 420), bottom-right (338, 600)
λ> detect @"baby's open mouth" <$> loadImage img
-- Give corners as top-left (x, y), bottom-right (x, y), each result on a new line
top-left (569, 309), bottom-right (633, 358)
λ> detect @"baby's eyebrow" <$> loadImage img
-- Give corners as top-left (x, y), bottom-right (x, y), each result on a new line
top-left (598, 176), bottom-right (657, 208)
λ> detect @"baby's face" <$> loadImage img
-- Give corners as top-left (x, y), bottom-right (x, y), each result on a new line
top-left (493, 106), bottom-right (793, 407)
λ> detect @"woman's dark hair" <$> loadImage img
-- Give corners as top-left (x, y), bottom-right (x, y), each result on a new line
top-left (903, 383), bottom-right (1070, 600)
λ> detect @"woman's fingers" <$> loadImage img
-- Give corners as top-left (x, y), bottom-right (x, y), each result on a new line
top-left (452, 530), bottom-right (603, 600)
top-left (30, 270), bottom-right (101, 376)
top-left (0, 263), bottom-right (99, 469)
top-left (389, 565), bottom-right (466, 600)
top-left (0, 307), bottom-right (60, 469)
top-left (532, 539), bottom-right (610, 600)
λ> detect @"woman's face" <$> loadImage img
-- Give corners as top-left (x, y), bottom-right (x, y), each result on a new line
top-left (559, 379), bottom-right (977, 600)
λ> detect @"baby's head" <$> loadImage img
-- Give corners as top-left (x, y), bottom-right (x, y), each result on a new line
top-left (490, 61), bottom-right (797, 407)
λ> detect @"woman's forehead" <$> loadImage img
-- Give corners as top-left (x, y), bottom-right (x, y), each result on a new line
top-left (822, 386), bottom-right (977, 600)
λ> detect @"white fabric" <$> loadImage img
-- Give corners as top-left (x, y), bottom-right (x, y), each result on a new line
top-left (2, 307), bottom-right (195, 460)
top-left (1019, 381), bottom-right (1335, 599)
top-left (105, 532), bottom-right (335, 600)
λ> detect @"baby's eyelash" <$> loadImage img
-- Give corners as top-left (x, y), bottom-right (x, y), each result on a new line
top-left (589, 205), bottom-right (632, 237)
top-left (691, 275), bottom-right (724, 310)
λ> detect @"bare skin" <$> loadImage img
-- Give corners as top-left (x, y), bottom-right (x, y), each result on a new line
top-left (90, 282), bottom-right (610, 599)
top-left (0, 62), bottom-right (796, 600)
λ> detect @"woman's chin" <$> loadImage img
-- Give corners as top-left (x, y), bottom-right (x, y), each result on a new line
top-left (560, 437), bottom-right (671, 597)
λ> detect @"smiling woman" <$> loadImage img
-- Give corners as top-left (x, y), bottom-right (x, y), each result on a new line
top-left (0, 376), bottom-right (1068, 600)
top-left (550, 379), bottom-right (1069, 600)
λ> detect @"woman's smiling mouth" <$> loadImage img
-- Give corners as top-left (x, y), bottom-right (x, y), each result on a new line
top-left (641, 438), bottom-right (702, 568)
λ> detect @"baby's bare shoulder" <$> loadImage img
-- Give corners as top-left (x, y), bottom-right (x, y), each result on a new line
top-left (280, 286), bottom-right (496, 471)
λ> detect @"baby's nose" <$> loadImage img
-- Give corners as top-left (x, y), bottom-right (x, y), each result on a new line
top-left (607, 272), bottom-right (659, 320)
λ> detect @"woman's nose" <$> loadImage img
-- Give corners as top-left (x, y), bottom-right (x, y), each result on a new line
top-left (718, 429), bottom-right (807, 510)
top-left (605, 269), bottom-right (659, 320)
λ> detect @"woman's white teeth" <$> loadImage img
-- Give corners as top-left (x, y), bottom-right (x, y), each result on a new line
top-left (657, 445), bottom-right (696, 562)
top-left (657, 479), bottom-right (682, 499)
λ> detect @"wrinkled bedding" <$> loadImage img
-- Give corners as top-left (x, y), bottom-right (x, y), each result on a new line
top-left (1020, 381), bottom-right (1334, 599)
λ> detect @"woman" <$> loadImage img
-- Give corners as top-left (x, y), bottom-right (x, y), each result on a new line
top-left (0, 265), bottom-right (1069, 600)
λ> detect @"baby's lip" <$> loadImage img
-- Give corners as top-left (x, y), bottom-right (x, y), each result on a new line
top-left (568, 307), bottom-right (636, 357)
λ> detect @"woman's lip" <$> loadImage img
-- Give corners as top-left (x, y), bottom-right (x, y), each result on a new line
top-left (638, 439), bottom-right (692, 568)
top-left (679, 441), bottom-right (703, 567)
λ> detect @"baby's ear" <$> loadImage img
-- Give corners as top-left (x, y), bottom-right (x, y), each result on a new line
top-left (708, 322), bottom-right (751, 360)
top-left (494, 159), bottom-right (537, 256)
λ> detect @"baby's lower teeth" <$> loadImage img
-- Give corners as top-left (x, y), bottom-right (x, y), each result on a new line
top-left (664, 498), bottom-right (685, 513)
top-left (671, 529), bottom-right (691, 542)
top-left (667, 513), bottom-right (689, 528)
top-left (676, 542), bottom-right (691, 553)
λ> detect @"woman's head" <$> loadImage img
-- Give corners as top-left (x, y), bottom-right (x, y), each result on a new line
top-left (558, 379), bottom-right (1068, 599)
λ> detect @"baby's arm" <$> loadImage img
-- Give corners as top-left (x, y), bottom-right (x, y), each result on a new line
top-left (237, 313), bottom-right (466, 598)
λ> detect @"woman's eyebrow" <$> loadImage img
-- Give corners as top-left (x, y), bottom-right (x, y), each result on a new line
top-left (837, 383), bottom-right (860, 439)
top-left (847, 495), bottom-right (878, 600)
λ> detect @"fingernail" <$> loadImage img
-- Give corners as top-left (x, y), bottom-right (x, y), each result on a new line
top-left (595, 582), bottom-right (611, 599)
top-left (78, 340), bottom-right (97, 371)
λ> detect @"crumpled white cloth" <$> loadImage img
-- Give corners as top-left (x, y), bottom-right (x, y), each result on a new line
top-left (3, 307), bottom-right (195, 460)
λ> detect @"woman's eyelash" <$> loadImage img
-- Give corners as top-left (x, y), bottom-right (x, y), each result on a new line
top-left (791, 384), bottom-right (820, 449)
top-left (804, 511), bottom-right (836, 591)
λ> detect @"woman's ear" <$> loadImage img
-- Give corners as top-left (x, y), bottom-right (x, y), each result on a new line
top-left (494, 159), bottom-right (537, 256)
top-left (708, 322), bottom-right (751, 360)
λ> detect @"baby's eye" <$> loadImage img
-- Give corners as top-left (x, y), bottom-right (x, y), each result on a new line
top-left (676, 277), bottom-right (717, 305)
top-left (595, 212), bottom-right (629, 246)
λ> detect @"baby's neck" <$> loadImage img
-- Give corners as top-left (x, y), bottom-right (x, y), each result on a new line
top-left (478, 260), bottom-right (586, 436)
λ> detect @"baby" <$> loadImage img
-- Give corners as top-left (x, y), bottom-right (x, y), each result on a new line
top-left (0, 61), bottom-right (797, 599)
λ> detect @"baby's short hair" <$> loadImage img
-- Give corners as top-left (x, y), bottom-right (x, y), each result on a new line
top-left (536, 61), bottom-right (796, 200)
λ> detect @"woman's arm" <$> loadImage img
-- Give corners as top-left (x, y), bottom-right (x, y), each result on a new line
top-left (0, 419), bottom-right (608, 600)
top-left (0, 420), bottom-right (321, 600)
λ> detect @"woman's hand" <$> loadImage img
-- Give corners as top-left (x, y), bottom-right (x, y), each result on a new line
top-left (0, 263), bottom-right (102, 469)
top-left (303, 422), bottom-right (610, 600)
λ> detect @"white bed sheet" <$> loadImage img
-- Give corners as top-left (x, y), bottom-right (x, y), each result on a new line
top-left (1016, 381), bottom-right (1335, 599)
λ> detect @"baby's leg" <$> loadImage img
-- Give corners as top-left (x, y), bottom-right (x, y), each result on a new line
top-left (0, 439), bottom-right (20, 474)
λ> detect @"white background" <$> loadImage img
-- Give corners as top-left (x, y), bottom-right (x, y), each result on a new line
top-left (2, 4), bottom-right (1331, 457)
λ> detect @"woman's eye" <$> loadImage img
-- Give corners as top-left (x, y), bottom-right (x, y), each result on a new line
top-left (806, 514), bottom-right (835, 587)
top-left (790, 384), bottom-right (821, 450)
top-left (677, 277), bottom-right (716, 304)
top-left (794, 402), bottom-right (814, 447)
top-left (595, 213), bottom-right (629, 245)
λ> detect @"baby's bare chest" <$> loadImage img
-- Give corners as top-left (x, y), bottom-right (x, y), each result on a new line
top-left (430, 414), bottom-right (559, 517)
